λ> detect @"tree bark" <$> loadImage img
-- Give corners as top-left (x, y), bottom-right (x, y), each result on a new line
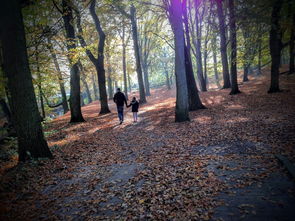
top-left (0, 0), bottom-right (53, 161)
top-left (167, 0), bottom-right (190, 122)
top-left (257, 32), bottom-right (262, 75)
top-left (80, 93), bottom-right (85, 107)
top-left (289, 13), bottom-right (295, 74)
top-left (78, 61), bottom-right (92, 104)
top-left (268, 0), bottom-right (283, 93)
top-left (37, 72), bottom-right (45, 119)
top-left (47, 38), bottom-right (69, 113)
top-left (0, 98), bottom-right (12, 125)
top-left (193, 0), bottom-right (207, 92)
top-left (165, 69), bottom-right (171, 90)
top-left (127, 72), bottom-right (132, 92)
top-left (89, 0), bottom-right (110, 113)
top-left (139, 30), bottom-right (151, 96)
top-left (183, 0), bottom-right (205, 110)
top-left (130, 5), bottom-right (146, 103)
top-left (122, 25), bottom-right (129, 99)
top-left (215, 0), bottom-right (231, 89)
top-left (142, 62), bottom-right (151, 96)
top-left (35, 48), bottom-right (45, 119)
top-left (212, 35), bottom-right (221, 88)
top-left (62, 0), bottom-right (85, 122)
top-left (242, 32), bottom-right (250, 82)
top-left (75, 2), bottom-right (110, 113)
top-left (91, 74), bottom-right (99, 100)
top-left (228, 0), bottom-right (240, 95)
top-left (243, 65), bottom-right (249, 82)
top-left (105, 50), bottom-right (113, 100)
top-left (203, 43), bottom-right (209, 87)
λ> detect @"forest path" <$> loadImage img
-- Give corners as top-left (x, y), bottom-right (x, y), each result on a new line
top-left (1, 71), bottom-right (295, 220)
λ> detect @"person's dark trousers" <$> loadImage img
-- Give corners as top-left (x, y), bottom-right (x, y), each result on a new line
top-left (117, 106), bottom-right (124, 122)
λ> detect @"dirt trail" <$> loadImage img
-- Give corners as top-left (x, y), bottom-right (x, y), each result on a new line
top-left (1, 72), bottom-right (295, 220)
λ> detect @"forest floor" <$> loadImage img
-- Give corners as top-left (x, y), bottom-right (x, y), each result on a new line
top-left (1, 68), bottom-right (295, 220)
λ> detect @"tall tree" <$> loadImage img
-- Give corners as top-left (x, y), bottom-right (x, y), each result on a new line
top-left (228, 0), bottom-right (240, 95)
top-left (215, 0), bottom-right (231, 89)
top-left (139, 26), bottom-right (151, 96)
top-left (182, 0), bottom-right (205, 110)
top-left (130, 5), bottom-right (147, 103)
top-left (268, 0), bottom-right (284, 93)
top-left (0, 0), bottom-right (52, 161)
top-left (34, 46), bottom-right (46, 119)
top-left (91, 73), bottom-right (99, 100)
top-left (105, 41), bottom-right (114, 100)
top-left (76, 0), bottom-right (110, 114)
top-left (47, 38), bottom-right (69, 114)
top-left (113, 2), bottom-right (147, 103)
top-left (61, 0), bottom-right (85, 122)
top-left (164, 0), bottom-right (190, 122)
top-left (120, 22), bottom-right (129, 99)
top-left (78, 61), bottom-right (93, 104)
top-left (192, 0), bottom-right (207, 92)
top-left (289, 12), bottom-right (295, 74)
top-left (257, 32), bottom-right (263, 75)
top-left (212, 33), bottom-right (221, 88)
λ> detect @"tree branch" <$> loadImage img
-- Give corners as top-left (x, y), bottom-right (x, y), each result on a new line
top-left (89, 0), bottom-right (106, 58)
top-left (75, 9), bottom-right (97, 64)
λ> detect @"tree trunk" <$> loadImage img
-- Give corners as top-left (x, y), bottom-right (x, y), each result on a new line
top-left (243, 65), bottom-right (249, 82)
top-left (215, 0), bottom-right (231, 89)
top-left (0, 98), bottom-right (12, 125)
top-left (80, 93), bottom-right (85, 107)
top-left (105, 52), bottom-right (113, 100)
top-left (203, 46), bottom-right (209, 87)
top-left (167, 0), bottom-right (190, 122)
top-left (0, 0), bottom-right (52, 161)
top-left (37, 79), bottom-right (45, 119)
top-left (83, 77), bottom-right (92, 104)
top-left (91, 74), bottom-right (99, 100)
top-left (127, 72), bottom-right (132, 92)
top-left (242, 31), bottom-right (250, 82)
top-left (228, 0), bottom-right (240, 95)
top-left (193, 0), bottom-right (207, 92)
top-left (47, 38), bottom-right (69, 113)
top-left (89, 0), bottom-right (110, 114)
top-left (62, 0), bottom-right (84, 122)
top-left (212, 36), bottom-right (221, 88)
top-left (268, 0), bottom-right (283, 93)
top-left (142, 62), bottom-right (151, 96)
top-left (107, 75), bottom-right (113, 100)
top-left (78, 62), bottom-right (92, 104)
top-left (35, 49), bottom-right (45, 119)
top-left (183, 0), bottom-right (205, 111)
top-left (122, 26), bottom-right (129, 99)
top-left (289, 13), bottom-right (295, 74)
top-left (164, 67), bottom-right (171, 90)
top-left (184, 45), bottom-right (205, 110)
top-left (130, 5), bottom-right (146, 104)
top-left (257, 32), bottom-right (262, 75)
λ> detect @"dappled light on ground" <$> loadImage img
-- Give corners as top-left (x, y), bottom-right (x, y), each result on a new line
top-left (1, 70), bottom-right (295, 220)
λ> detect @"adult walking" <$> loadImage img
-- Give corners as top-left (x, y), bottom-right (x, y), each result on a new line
top-left (113, 88), bottom-right (127, 124)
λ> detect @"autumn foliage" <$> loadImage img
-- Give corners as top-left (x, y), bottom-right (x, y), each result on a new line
top-left (0, 70), bottom-right (295, 220)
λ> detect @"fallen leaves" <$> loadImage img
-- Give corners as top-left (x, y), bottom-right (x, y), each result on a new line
top-left (1, 71), bottom-right (295, 220)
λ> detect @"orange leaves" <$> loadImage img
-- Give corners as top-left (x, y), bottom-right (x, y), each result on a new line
top-left (1, 71), bottom-right (295, 220)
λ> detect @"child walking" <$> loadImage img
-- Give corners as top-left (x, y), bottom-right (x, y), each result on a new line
top-left (127, 97), bottom-right (139, 122)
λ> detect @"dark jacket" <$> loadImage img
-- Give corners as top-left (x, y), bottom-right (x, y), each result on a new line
top-left (113, 92), bottom-right (127, 107)
top-left (128, 100), bottom-right (139, 112)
